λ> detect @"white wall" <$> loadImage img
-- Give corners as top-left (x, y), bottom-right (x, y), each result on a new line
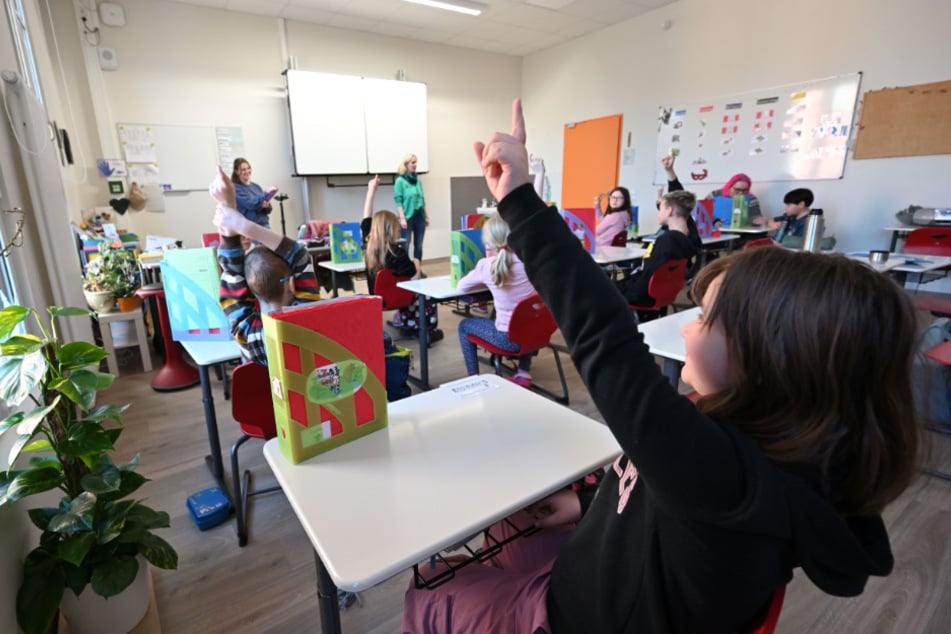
top-left (521, 0), bottom-right (951, 265)
top-left (48, 0), bottom-right (521, 259)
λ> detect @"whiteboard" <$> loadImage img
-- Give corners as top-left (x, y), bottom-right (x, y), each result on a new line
top-left (117, 124), bottom-right (219, 191)
top-left (364, 78), bottom-right (428, 173)
top-left (653, 73), bottom-right (862, 186)
top-left (285, 70), bottom-right (428, 176)
top-left (286, 71), bottom-right (367, 175)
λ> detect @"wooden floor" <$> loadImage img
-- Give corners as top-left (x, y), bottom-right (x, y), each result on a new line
top-left (104, 258), bottom-right (951, 633)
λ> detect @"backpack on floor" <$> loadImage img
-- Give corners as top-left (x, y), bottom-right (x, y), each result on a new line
top-left (383, 330), bottom-right (412, 402)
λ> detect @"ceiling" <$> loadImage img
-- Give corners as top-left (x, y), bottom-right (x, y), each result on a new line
top-left (166, 0), bottom-right (678, 57)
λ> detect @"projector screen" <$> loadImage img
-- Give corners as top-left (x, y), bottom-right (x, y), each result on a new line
top-left (285, 70), bottom-right (428, 176)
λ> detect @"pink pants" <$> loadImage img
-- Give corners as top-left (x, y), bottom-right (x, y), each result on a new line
top-left (401, 511), bottom-right (575, 634)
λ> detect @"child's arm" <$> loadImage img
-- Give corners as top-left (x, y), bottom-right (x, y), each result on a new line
top-left (364, 175), bottom-right (379, 219)
top-left (530, 155), bottom-right (545, 199)
top-left (455, 257), bottom-right (489, 293)
top-left (593, 193), bottom-right (604, 220)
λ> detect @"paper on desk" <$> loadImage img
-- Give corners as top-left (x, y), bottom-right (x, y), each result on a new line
top-left (442, 376), bottom-right (497, 399)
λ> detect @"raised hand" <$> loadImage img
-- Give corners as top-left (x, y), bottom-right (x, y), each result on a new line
top-left (660, 155), bottom-right (675, 170)
top-left (473, 98), bottom-right (530, 203)
top-left (213, 204), bottom-right (247, 238)
top-left (209, 165), bottom-right (236, 208)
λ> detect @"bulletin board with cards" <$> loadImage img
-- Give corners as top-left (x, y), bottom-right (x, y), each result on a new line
top-left (653, 72), bottom-right (862, 186)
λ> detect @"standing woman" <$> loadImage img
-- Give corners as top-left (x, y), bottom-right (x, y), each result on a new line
top-left (394, 153), bottom-right (427, 260)
top-left (231, 158), bottom-right (278, 229)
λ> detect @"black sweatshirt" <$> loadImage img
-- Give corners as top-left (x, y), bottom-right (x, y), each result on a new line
top-left (616, 230), bottom-right (697, 305)
top-left (498, 184), bottom-right (893, 634)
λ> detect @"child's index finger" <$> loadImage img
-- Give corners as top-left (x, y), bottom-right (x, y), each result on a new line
top-left (512, 98), bottom-right (526, 143)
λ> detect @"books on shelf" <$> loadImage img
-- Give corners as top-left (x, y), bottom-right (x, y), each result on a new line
top-left (329, 222), bottom-right (363, 264)
top-left (450, 228), bottom-right (485, 288)
top-left (263, 295), bottom-right (388, 464)
top-left (160, 247), bottom-right (230, 341)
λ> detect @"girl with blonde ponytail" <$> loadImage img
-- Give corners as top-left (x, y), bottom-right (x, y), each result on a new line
top-left (456, 214), bottom-right (537, 386)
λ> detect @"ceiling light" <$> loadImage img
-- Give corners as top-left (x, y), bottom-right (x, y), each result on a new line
top-left (402, 0), bottom-right (486, 17)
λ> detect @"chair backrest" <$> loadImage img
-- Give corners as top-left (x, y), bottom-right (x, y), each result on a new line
top-left (231, 362), bottom-right (277, 440)
top-left (374, 268), bottom-right (416, 310)
top-left (905, 228), bottom-right (951, 256)
top-left (747, 586), bottom-right (786, 634)
top-left (743, 237), bottom-right (777, 250)
top-left (645, 259), bottom-right (688, 308)
top-left (611, 231), bottom-right (628, 247)
top-left (201, 232), bottom-right (221, 248)
top-left (506, 294), bottom-right (558, 352)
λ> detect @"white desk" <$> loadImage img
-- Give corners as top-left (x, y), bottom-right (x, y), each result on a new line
top-left (884, 225), bottom-right (916, 252)
top-left (637, 307), bottom-right (698, 386)
top-left (725, 225), bottom-right (771, 235)
top-left (397, 275), bottom-right (486, 389)
top-left (640, 232), bottom-right (739, 246)
top-left (264, 374), bottom-right (621, 633)
top-left (181, 339), bottom-right (243, 497)
top-left (318, 260), bottom-right (366, 297)
top-left (593, 245), bottom-right (647, 264)
top-left (846, 253), bottom-right (951, 281)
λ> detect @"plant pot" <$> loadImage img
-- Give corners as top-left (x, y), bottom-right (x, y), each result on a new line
top-left (116, 294), bottom-right (142, 312)
top-left (83, 290), bottom-right (115, 314)
top-left (60, 556), bottom-right (151, 634)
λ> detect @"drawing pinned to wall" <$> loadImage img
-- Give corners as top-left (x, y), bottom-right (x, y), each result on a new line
top-left (96, 158), bottom-right (127, 178)
top-left (118, 124), bottom-right (156, 163)
top-left (655, 73), bottom-right (861, 184)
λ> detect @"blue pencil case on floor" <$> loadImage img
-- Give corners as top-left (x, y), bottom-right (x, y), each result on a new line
top-left (186, 487), bottom-right (231, 531)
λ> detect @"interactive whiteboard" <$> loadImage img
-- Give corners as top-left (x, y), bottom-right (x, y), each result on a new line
top-left (653, 73), bottom-right (862, 186)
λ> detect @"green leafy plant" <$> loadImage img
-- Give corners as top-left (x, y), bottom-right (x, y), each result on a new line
top-left (83, 241), bottom-right (140, 297)
top-left (0, 305), bottom-right (178, 634)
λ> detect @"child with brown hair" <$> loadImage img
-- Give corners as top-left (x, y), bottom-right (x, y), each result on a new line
top-left (401, 99), bottom-right (921, 634)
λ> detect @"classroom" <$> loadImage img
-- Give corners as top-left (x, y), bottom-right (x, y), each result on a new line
top-left (1, 0), bottom-right (950, 632)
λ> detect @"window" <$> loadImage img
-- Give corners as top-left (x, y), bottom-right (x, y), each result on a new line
top-left (5, 0), bottom-right (43, 103)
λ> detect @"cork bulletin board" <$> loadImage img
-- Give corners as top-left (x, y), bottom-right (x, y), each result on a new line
top-left (852, 80), bottom-right (951, 159)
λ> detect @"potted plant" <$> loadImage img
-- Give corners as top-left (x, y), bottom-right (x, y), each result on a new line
top-left (0, 304), bottom-right (178, 634)
top-left (82, 256), bottom-right (115, 314)
top-left (97, 241), bottom-right (142, 312)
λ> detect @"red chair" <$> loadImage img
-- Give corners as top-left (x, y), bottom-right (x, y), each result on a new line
top-left (748, 586), bottom-right (786, 634)
top-left (629, 259), bottom-right (688, 322)
top-left (611, 231), bottom-right (628, 246)
top-left (134, 285), bottom-right (200, 391)
top-left (230, 361), bottom-right (281, 547)
top-left (922, 340), bottom-right (951, 483)
top-left (743, 237), bottom-right (777, 250)
top-left (201, 232), bottom-right (221, 248)
top-left (465, 294), bottom-right (569, 404)
top-left (374, 268), bottom-right (415, 311)
top-left (904, 228), bottom-right (951, 256)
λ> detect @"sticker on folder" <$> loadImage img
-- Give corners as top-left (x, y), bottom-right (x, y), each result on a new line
top-left (450, 229), bottom-right (485, 287)
top-left (160, 247), bottom-right (231, 341)
top-left (329, 222), bottom-right (363, 264)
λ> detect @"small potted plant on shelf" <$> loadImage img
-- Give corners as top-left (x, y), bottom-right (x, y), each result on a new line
top-left (0, 304), bottom-right (178, 634)
top-left (82, 241), bottom-right (142, 313)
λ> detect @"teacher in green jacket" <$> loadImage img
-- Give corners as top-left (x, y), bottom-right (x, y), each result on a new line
top-left (394, 153), bottom-right (427, 260)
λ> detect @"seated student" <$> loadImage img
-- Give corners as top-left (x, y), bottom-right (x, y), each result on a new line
top-left (615, 190), bottom-right (699, 307)
top-left (661, 153), bottom-right (764, 226)
top-left (593, 187), bottom-right (633, 246)
top-left (210, 167), bottom-right (320, 366)
top-left (769, 187), bottom-right (814, 243)
top-left (362, 175), bottom-right (443, 343)
top-left (456, 214), bottom-right (538, 388)
top-left (402, 99), bottom-right (921, 634)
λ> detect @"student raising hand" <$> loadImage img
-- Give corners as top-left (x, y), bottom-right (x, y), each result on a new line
top-left (209, 165), bottom-right (236, 208)
top-left (473, 98), bottom-right (530, 203)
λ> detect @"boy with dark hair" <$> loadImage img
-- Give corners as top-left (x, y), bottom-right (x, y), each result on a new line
top-left (770, 187), bottom-right (814, 243)
top-left (210, 166), bottom-right (321, 365)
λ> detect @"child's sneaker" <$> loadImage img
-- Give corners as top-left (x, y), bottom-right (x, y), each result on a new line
top-left (387, 312), bottom-right (404, 328)
top-left (509, 371), bottom-right (532, 388)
